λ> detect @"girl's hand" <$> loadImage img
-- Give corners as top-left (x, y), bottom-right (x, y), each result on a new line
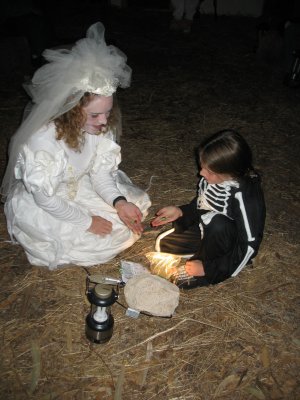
top-left (88, 215), bottom-right (113, 235)
top-left (151, 206), bottom-right (183, 227)
top-left (185, 260), bottom-right (205, 276)
top-left (114, 200), bottom-right (143, 234)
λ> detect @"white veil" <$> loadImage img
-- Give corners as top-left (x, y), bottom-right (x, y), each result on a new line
top-left (1, 22), bottom-right (131, 199)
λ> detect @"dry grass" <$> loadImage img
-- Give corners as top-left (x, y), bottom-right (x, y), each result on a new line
top-left (0, 9), bottom-right (299, 400)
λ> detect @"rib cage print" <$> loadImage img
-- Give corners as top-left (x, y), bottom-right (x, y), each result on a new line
top-left (197, 178), bottom-right (239, 215)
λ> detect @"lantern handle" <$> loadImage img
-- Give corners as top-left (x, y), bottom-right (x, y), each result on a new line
top-left (88, 274), bottom-right (124, 285)
top-left (85, 273), bottom-right (125, 293)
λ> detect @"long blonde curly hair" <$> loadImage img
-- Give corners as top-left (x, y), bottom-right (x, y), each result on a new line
top-left (54, 93), bottom-right (121, 151)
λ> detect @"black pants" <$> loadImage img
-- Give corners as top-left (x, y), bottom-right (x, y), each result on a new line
top-left (155, 214), bottom-right (238, 285)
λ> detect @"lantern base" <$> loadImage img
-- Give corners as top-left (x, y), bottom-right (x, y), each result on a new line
top-left (85, 314), bottom-right (114, 344)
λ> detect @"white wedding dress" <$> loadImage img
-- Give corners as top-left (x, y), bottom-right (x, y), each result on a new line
top-left (4, 123), bottom-right (151, 269)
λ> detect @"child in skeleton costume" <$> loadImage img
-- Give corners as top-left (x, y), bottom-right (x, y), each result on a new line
top-left (1, 22), bottom-right (151, 269)
top-left (152, 130), bottom-right (265, 286)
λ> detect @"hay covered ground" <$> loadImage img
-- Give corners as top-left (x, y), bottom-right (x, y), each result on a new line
top-left (0, 5), bottom-right (299, 400)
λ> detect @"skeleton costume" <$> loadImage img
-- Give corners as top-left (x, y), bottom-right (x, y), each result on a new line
top-left (155, 175), bottom-right (266, 285)
top-left (1, 22), bottom-right (151, 269)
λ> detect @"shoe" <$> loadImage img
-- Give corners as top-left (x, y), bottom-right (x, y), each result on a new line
top-left (172, 265), bottom-right (200, 289)
top-left (181, 19), bottom-right (192, 34)
top-left (284, 73), bottom-right (300, 88)
top-left (170, 19), bottom-right (182, 31)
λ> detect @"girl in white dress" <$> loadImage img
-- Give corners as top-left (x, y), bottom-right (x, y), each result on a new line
top-left (1, 22), bottom-right (151, 269)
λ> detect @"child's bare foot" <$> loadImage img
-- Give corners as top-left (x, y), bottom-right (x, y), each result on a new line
top-left (185, 260), bottom-right (205, 276)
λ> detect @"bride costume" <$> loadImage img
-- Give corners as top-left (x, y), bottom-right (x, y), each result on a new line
top-left (1, 22), bottom-right (151, 269)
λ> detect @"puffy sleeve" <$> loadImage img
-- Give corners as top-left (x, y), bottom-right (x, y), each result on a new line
top-left (14, 145), bottom-right (92, 230)
top-left (89, 136), bottom-right (124, 206)
top-left (15, 145), bottom-right (66, 195)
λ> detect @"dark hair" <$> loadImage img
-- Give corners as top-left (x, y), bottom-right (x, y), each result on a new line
top-left (199, 129), bottom-right (254, 179)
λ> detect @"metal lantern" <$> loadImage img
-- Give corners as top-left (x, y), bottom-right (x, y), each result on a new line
top-left (85, 278), bottom-right (119, 344)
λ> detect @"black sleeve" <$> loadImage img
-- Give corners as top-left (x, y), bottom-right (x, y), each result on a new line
top-left (200, 176), bottom-right (266, 284)
top-left (173, 197), bottom-right (199, 233)
top-left (194, 246), bottom-right (242, 284)
top-left (232, 176), bottom-right (266, 259)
